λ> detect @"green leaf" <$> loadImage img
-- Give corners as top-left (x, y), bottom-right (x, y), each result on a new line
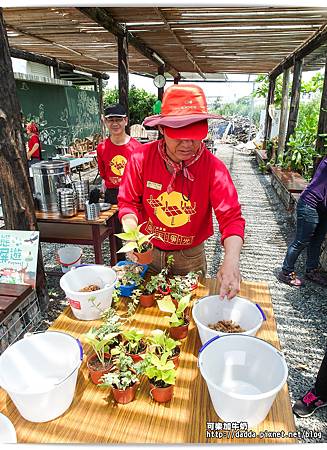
top-left (117, 241), bottom-right (138, 253)
top-left (157, 297), bottom-right (176, 314)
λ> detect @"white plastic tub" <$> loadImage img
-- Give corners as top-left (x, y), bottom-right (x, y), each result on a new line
top-left (193, 295), bottom-right (266, 344)
top-left (57, 246), bottom-right (82, 273)
top-left (0, 331), bottom-right (82, 423)
top-left (198, 334), bottom-right (288, 427)
top-left (60, 264), bottom-right (117, 320)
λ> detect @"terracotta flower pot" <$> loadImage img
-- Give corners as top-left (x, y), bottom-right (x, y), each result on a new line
top-left (169, 318), bottom-right (190, 340)
top-left (133, 244), bottom-right (153, 264)
top-left (149, 383), bottom-right (174, 403)
top-left (112, 381), bottom-right (139, 404)
top-left (169, 346), bottom-right (181, 369)
top-left (140, 292), bottom-right (155, 308)
top-left (87, 352), bottom-right (113, 385)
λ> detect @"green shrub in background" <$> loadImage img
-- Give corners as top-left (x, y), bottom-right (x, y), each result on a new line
top-left (254, 71), bottom-right (325, 180)
top-left (103, 85), bottom-right (157, 126)
top-left (282, 98), bottom-right (321, 180)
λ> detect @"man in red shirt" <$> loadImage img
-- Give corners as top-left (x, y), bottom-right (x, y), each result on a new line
top-left (97, 104), bottom-right (141, 205)
top-left (118, 84), bottom-right (245, 299)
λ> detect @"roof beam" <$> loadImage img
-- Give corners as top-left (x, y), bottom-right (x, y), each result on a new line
top-left (7, 24), bottom-right (117, 72)
top-left (10, 47), bottom-right (109, 80)
top-left (154, 7), bottom-right (206, 80)
top-left (78, 7), bottom-right (180, 78)
top-left (269, 23), bottom-right (327, 78)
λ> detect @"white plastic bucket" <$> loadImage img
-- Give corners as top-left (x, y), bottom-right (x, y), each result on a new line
top-left (59, 264), bottom-right (117, 320)
top-left (57, 246), bottom-right (82, 273)
top-left (0, 331), bottom-right (82, 423)
top-left (198, 335), bottom-right (288, 427)
top-left (193, 295), bottom-right (266, 345)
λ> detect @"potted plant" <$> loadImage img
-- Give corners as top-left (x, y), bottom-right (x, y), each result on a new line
top-left (157, 294), bottom-right (191, 339)
top-left (99, 352), bottom-right (142, 404)
top-left (115, 224), bottom-right (155, 264)
top-left (169, 271), bottom-right (200, 307)
top-left (84, 307), bottom-right (123, 384)
top-left (113, 261), bottom-right (147, 297)
top-left (84, 327), bottom-right (118, 384)
top-left (151, 254), bottom-right (175, 296)
top-left (147, 329), bottom-right (181, 368)
top-left (139, 276), bottom-right (159, 308)
top-left (138, 352), bottom-right (176, 403)
top-left (122, 328), bottom-right (147, 362)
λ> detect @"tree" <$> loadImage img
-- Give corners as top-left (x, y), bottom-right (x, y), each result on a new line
top-left (0, 10), bottom-right (49, 310)
top-left (103, 85), bottom-right (157, 126)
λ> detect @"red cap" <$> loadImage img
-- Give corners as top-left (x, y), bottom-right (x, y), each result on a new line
top-left (164, 120), bottom-right (208, 140)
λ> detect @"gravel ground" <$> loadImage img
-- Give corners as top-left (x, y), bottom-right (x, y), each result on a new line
top-left (37, 147), bottom-right (326, 443)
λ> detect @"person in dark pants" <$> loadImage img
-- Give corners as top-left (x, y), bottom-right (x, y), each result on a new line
top-left (96, 104), bottom-right (142, 260)
top-left (293, 348), bottom-right (327, 417)
top-left (278, 156), bottom-right (327, 287)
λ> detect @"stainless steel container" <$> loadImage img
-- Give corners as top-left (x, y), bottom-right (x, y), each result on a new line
top-left (84, 201), bottom-right (100, 220)
top-left (73, 180), bottom-right (89, 211)
top-left (57, 188), bottom-right (77, 217)
top-left (32, 160), bottom-right (71, 212)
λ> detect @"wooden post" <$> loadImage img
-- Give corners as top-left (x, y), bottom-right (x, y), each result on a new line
top-left (158, 64), bottom-right (165, 101)
top-left (0, 10), bottom-right (49, 311)
top-left (98, 78), bottom-right (106, 138)
top-left (285, 58), bottom-right (303, 154)
top-left (277, 68), bottom-right (291, 158)
top-left (315, 56), bottom-right (327, 155)
top-left (118, 30), bottom-right (129, 133)
top-left (262, 75), bottom-right (276, 150)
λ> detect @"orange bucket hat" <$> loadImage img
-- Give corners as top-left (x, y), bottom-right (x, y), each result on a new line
top-left (143, 84), bottom-right (223, 128)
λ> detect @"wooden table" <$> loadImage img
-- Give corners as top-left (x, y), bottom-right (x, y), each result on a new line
top-left (0, 279), bottom-right (297, 444)
top-left (36, 206), bottom-right (119, 267)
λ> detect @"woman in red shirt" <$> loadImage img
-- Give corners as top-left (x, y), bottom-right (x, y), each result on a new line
top-left (26, 122), bottom-right (42, 162)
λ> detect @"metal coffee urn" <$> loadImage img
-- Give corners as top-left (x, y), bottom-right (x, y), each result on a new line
top-left (32, 160), bottom-right (71, 212)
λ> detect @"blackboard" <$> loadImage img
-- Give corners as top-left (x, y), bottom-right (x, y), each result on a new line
top-left (16, 80), bottom-right (101, 158)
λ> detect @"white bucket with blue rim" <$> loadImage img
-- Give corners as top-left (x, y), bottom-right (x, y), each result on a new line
top-left (0, 331), bottom-right (83, 423)
top-left (198, 334), bottom-right (288, 427)
top-left (193, 295), bottom-right (266, 345)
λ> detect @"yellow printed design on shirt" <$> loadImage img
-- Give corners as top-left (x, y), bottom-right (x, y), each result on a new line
top-left (110, 155), bottom-right (127, 176)
top-left (147, 191), bottom-right (197, 227)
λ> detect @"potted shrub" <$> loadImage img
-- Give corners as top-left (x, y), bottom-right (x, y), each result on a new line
top-left (99, 352), bottom-right (142, 404)
top-left (139, 276), bottom-right (160, 308)
top-left (121, 328), bottom-right (147, 362)
top-left (147, 329), bottom-right (181, 368)
top-left (151, 254), bottom-right (175, 296)
top-left (113, 261), bottom-right (147, 297)
top-left (84, 327), bottom-right (118, 384)
top-left (169, 271), bottom-right (200, 307)
top-left (115, 224), bottom-right (155, 264)
top-left (157, 294), bottom-right (191, 339)
top-left (138, 352), bottom-right (176, 403)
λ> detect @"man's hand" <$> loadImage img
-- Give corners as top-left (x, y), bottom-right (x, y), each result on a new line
top-left (217, 257), bottom-right (241, 300)
top-left (217, 235), bottom-right (243, 300)
top-left (121, 213), bottom-right (138, 232)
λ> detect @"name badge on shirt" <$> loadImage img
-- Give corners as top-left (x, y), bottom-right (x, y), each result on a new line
top-left (147, 181), bottom-right (162, 190)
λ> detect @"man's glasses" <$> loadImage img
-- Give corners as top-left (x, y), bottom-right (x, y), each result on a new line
top-left (106, 117), bottom-right (125, 123)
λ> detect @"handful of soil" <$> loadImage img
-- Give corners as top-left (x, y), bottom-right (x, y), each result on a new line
top-left (79, 284), bottom-right (101, 292)
top-left (208, 319), bottom-right (245, 333)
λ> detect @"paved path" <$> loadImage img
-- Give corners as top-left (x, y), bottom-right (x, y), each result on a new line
top-left (207, 144), bottom-right (327, 442)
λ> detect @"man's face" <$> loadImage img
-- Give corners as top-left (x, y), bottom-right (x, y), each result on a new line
top-left (104, 116), bottom-right (128, 136)
top-left (162, 128), bottom-right (201, 163)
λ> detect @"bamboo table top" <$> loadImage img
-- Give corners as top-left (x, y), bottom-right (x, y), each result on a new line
top-left (0, 279), bottom-right (297, 444)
